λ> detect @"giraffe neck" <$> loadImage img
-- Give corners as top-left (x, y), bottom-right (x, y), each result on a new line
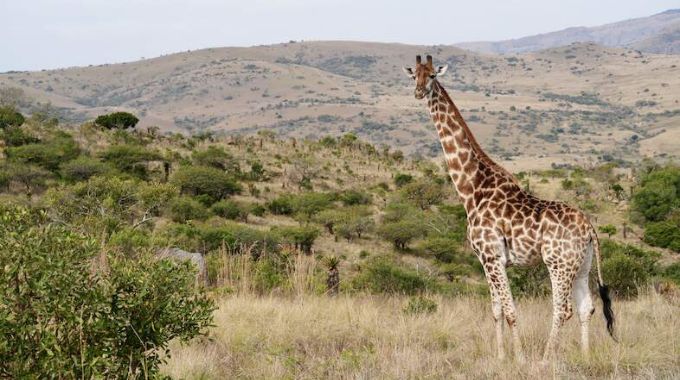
top-left (427, 81), bottom-right (519, 213)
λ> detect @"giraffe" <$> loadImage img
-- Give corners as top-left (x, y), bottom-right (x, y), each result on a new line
top-left (403, 55), bottom-right (615, 361)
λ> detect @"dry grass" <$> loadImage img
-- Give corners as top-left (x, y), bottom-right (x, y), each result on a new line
top-left (162, 292), bottom-right (679, 379)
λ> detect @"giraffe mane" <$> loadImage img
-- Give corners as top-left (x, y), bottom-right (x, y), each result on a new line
top-left (433, 81), bottom-right (520, 186)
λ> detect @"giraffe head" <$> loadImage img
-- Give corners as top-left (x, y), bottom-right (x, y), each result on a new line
top-left (403, 55), bottom-right (448, 99)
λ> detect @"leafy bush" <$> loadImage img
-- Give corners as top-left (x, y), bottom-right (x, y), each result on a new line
top-left (1, 126), bottom-right (39, 146)
top-left (3, 163), bottom-right (52, 194)
top-left (339, 189), bottom-right (372, 206)
top-left (394, 173), bottom-right (413, 187)
top-left (352, 256), bottom-right (434, 294)
top-left (401, 179), bottom-right (446, 210)
top-left (378, 220), bottom-right (426, 250)
top-left (94, 111), bottom-right (139, 129)
top-left (6, 134), bottom-right (80, 172)
top-left (0, 105), bottom-right (25, 128)
top-left (663, 262), bottom-right (680, 285)
top-left (601, 239), bottom-right (659, 297)
top-left (0, 207), bottom-right (213, 377)
top-left (274, 225), bottom-right (320, 254)
top-left (267, 194), bottom-right (296, 215)
top-left (171, 165), bottom-right (241, 203)
top-left (403, 295), bottom-right (438, 315)
top-left (211, 199), bottom-right (249, 221)
top-left (643, 220), bottom-right (680, 252)
top-left (631, 166), bottom-right (680, 222)
top-left (598, 224), bottom-right (617, 238)
top-left (192, 146), bottom-right (240, 175)
top-left (99, 144), bottom-right (163, 179)
top-left (167, 196), bottom-right (210, 223)
top-left (60, 156), bottom-right (111, 181)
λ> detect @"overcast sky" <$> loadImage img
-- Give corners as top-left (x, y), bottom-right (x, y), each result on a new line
top-left (2, 0), bottom-right (678, 71)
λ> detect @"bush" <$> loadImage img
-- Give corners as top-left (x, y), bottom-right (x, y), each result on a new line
top-left (1, 126), bottom-right (39, 147)
top-left (192, 146), bottom-right (240, 175)
top-left (598, 224), bottom-right (617, 238)
top-left (94, 111), bottom-right (139, 129)
top-left (601, 239), bottom-right (659, 297)
top-left (352, 256), bottom-right (434, 294)
top-left (171, 166), bottom-right (241, 203)
top-left (3, 163), bottom-right (52, 194)
top-left (394, 173), bottom-right (413, 187)
top-left (167, 196), bottom-right (210, 222)
top-left (0, 207), bottom-right (213, 377)
top-left (377, 220), bottom-right (426, 250)
top-left (267, 194), bottom-right (296, 215)
top-left (401, 179), bottom-right (446, 210)
top-left (99, 144), bottom-right (162, 179)
top-left (274, 225), bottom-right (320, 254)
top-left (0, 105), bottom-right (25, 128)
top-left (403, 295), bottom-right (438, 315)
top-left (339, 189), bottom-right (372, 206)
top-left (60, 156), bottom-right (110, 181)
top-left (663, 262), bottom-right (680, 285)
top-left (211, 199), bottom-right (249, 221)
top-left (631, 166), bottom-right (680, 222)
top-left (507, 265), bottom-right (551, 297)
top-left (6, 134), bottom-right (80, 172)
top-left (643, 220), bottom-right (680, 252)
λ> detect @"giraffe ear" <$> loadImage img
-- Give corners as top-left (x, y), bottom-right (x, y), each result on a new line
top-left (436, 65), bottom-right (448, 77)
top-left (402, 67), bottom-right (415, 79)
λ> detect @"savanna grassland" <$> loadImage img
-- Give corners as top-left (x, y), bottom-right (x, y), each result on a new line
top-left (1, 103), bottom-right (680, 378)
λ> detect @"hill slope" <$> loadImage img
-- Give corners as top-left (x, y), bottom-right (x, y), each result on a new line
top-left (455, 9), bottom-right (680, 54)
top-left (2, 41), bottom-right (680, 170)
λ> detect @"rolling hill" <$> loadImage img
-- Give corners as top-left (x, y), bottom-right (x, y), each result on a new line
top-left (455, 9), bottom-right (680, 54)
top-left (1, 40), bottom-right (680, 171)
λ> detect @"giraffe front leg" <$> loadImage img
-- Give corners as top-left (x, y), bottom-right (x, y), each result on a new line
top-left (484, 260), bottom-right (525, 362)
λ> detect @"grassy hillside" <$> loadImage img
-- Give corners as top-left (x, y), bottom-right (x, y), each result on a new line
top-left (2, 40), bottom-right (680, 169)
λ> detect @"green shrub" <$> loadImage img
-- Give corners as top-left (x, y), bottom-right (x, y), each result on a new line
top-left (6, 134), bottom-right (80, 172)
top-left (0, 207), bottom-right (213, 377)
top-left (167, 196), bottom-right (210, 223)
top-left (394, 173), bottom-right (413, 187)
top-left (403, 295), bottom-right (438, 315)
top-left (663, 262), bottom-right (680, 285)
top-left (211, 199), bottom-right (249, 221)
top-left (377, 220), bottom-right (426, 250)
top-left (600, 239), bottom-right (659, 297)
top-left (171, 166), bottom-right (241, 203)
top-left (0, 105), bottom-right (25, 128)
top-left (352, 256), bottom-right (434, 294)
top-left (94, 111), bottom-right (139, 129)
top-left (401, 179), bottom-right (446, 210)
top-left (274, 225), bottom-right (320, 254)
top-left (99, 144), bottom-right (162, 179)
top-left (267, 194), bottom-right (296, 215)
top-left (507, 265), bottom-right (551, 297)
top-left (631, 166), bottom-right (680, 222)
top-left (643, 220), bottom-right (680, 252)
top-left (339, 189), bottom-right (372, 206)
top-left (195, 222), bottom-right (279, 255)
top-left (1, 126), bottom-right (39, 146)
top-left (4, 163), bottom-right (52, 194)
top-left (598, 224), bottom-right (617, 238)
top-left (192, 146), bottom-right (240, 174)
top-left (60, 156), bottom-right (110, 181)
top-left (108, 227), bottom-right (151, 256)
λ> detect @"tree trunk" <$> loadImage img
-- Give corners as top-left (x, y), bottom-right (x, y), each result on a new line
top-left (327, 268), bottom-right (339, 296)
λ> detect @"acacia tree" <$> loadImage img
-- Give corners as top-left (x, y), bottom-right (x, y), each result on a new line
top-left (95, 112), bottom-right (139, 130)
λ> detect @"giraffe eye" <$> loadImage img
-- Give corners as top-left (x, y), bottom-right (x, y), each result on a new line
top-left (429, 74), bottom-right (436, 79)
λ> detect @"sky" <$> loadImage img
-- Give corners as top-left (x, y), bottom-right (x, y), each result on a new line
top-left (1, 0), bottom-right (678, 71)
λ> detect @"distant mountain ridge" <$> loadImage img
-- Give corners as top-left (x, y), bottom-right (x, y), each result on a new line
top-left (455, 9), bottom-right (680, 54)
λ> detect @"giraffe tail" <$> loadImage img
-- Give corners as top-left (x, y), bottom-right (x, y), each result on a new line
top-left (590, 229), bottom-right (616, 341)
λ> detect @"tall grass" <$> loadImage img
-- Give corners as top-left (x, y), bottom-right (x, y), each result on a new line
top-left (162, 291), bottom-right (679, 379)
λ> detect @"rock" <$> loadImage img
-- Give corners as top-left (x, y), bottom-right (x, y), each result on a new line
top-left (156, 247), bottom-right (208, 285)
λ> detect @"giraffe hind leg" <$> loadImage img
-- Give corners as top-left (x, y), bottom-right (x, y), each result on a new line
top-left (543, 252), bottom-right (578, 361)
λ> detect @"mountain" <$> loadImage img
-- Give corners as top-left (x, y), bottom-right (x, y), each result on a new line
top-left (455, 9), bottom-right (680, 54)
top-left (1, 41), bottom-right (680, 171)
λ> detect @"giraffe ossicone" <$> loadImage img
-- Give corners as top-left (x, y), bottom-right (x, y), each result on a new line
top-left (403, 55), bottom-right (616, 361)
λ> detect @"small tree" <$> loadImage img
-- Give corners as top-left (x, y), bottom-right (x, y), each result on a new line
top-left (0, 106), bottom-right (25, 128)
top-left (94, 112), bottom-right (139, 129)
top-left (325, 256), bottom-right (340, 295)
top-left (598, 224), bottom-right (617, 238)
top-left (171, 166), bottom-right (241, 203)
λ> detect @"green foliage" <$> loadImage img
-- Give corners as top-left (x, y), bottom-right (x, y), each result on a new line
top-left (60, 156), bottom-right (111, 182)
top-left (0, 105), bottom-right (25, 128)
top-left (663, 262), bottom-right (680, 285)
top-left (267, 194), bottom-right (296, 215)
top-left (631, 166), bottom-right (680, 222)
top-left (339, 189), bottom-right (372, 206)
top-left (171, 165), bottom-right (241, 203)
top-left (400, 179), bottom-right (446, 210)
top-left (192, 146), bottom-right (240, 175)
top-left (643, 220), bottom-right (680, 252)
top-left (378, 220), bottom-right (426, 250)
top-left (403, 295), bottom-right (438, 315)
top-left (2, 164), bottom-right (51, 194)
top-left (601, 239), bottom-right (659, 297)
top-left (274, 225), bottom-right (320, 254)
top-left (6, 134), bottom-right (80, 172)
top-left (99, 144), bottom-right (163, 179)
top-left (598, 224), bottom-right (617, 238)
top-left (507, 265), bottom-right (551, 297)
top-left (94, 111), bottom-right (139, 129)
top-left (352, 256), bottom-right (434, 294)
top-left (0, 207), bottom-right (213, 378)
top-left (394, 173), bottom-right (413, 188)
top-left (1, 126), bottom-right (39, 147)
top-left (267, 192), bottom-right (335, 221)
top-left (167, 196), bottom-right (210, 223)
top-left (211, 199), bottom-right (249, 221)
